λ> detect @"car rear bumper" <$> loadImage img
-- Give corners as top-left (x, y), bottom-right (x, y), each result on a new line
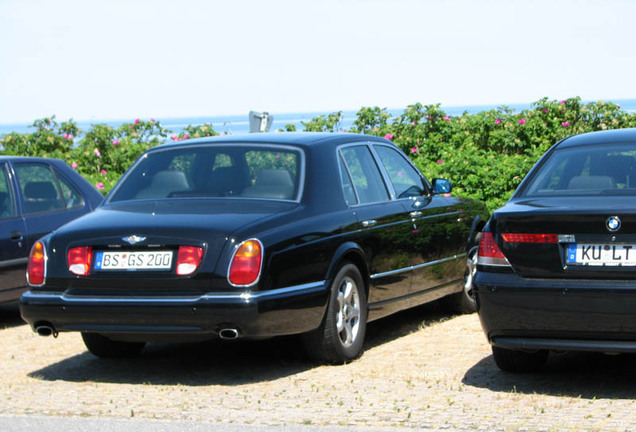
top-left (19, 281), bottom-right (329, 340)
top-left (475, 271), bottom-right (636, 352)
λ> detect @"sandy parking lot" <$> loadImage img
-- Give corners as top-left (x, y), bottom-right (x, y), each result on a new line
top-left (1, 302), bottom-right (636, 431)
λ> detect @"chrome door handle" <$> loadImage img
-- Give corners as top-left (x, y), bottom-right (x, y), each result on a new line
top-left (361, 220), bottom-right (377, 227)
top-left (409, 211), bottom-right (422, 218)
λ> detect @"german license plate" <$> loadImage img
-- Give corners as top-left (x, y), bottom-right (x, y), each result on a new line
top-left (567, 244), bottom-right (636, 266)
top-left (94, 250), bottom-right (173, 271)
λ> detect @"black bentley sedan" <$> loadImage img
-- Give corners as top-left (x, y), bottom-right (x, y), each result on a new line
top-left (20, 132), bottom-right (487, 363)
top-left (475, 128), bottom-right (636, 372)
top-left (1, 157), bottom-right (103, 305)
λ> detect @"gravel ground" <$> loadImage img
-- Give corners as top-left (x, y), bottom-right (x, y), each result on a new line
top-left (2, 302), bottom-right (636, 431)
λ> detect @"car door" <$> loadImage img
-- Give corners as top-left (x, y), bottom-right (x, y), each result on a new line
top-left (0, 162), bottom-right (28, 303)
top-left (13, 161), bottom-right (90, 255)
top-left (339, 145), bottom-right (415, 314)
top-left (371, 144), bottom-right (466, 305)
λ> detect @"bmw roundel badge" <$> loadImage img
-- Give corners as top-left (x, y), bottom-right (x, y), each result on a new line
top-left (606, 216), bottom-right (621, 232)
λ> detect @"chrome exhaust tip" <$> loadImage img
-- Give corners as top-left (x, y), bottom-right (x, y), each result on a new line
top-left (35, 325), bottom-right (57, 337)
top-left (218, 328), bottom-right (239, 340)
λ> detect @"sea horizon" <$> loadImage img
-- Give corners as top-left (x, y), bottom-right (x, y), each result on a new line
top-left (2, 99), bottom-right (635, 137)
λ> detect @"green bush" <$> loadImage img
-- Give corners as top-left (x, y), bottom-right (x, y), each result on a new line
top-left (2, 97), bottom-right (636, 208)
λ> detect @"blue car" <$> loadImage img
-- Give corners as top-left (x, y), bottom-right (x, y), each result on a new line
top-left (0, 157), bottom-right (103, 304)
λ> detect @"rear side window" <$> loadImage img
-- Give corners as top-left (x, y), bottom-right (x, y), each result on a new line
top-left (522, 143), bottom-right (636, 196)
top-left (14, 163), bottom-right (79, 214)
top-left (0, 163), bottom-right (16, 219)
top-left (340, 146), bottom-right (389, 204)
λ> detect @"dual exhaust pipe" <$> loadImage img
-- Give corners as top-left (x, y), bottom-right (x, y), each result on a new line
top-left (34, 323), bottom-right (240, 341)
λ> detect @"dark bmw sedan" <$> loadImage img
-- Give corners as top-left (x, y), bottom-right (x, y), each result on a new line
top-left (476, 127), bottom-right (636, 372)
top-left (20, 133), bottom-right (487, 363)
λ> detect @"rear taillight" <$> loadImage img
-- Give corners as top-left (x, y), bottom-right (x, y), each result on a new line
top-left (478, 232), bottom-right (510, 267)
top-left (228, 239), bottom-right (263, 286)
top-left (27, 241), bottom-right (46, 286)
top-left (68, 246), bottom-right (93, 276)
top-left (176, 246), bottom-right (204, 276)
top-left (501, 233), bottom-right (558, 243)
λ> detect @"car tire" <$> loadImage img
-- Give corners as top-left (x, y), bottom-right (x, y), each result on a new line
top-left (444, 242), bottom-right (479, 314)
top-left (81, 332), bottom-right (146, 358)
top-left (302, 262), bottom-right (368, 364)
top-left (492, 346), bottom-right (548, 373)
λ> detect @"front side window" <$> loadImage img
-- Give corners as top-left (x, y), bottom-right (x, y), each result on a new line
top-left (521, 143), bottom-right (636, 197)
top-left (109, 145), bottom-right (303, 202)
top-left (340, 146), bottom-right (389, 204)
top-left (374, 145), bottom-right (427, 198)
top-left (14, 163), bottom-right (66, 214)
top-left (0, 163), bottom-right (16, 219)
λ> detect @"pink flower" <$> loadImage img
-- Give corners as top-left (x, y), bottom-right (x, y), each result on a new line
top-left (94, 149), bottom-right (101, 157)
top-left (559, 100), bottom-right (566, 104)
top-left (518, 119), bottom-right (527, 125)
top-left (183, 134), bottom-right (190, 140)
top-left (411, 121), bottom-right (417, 126)
top-left (63, 134), bottom-right (74, 140)
top-left (437, 159), bottom-right (443, 164)
top-left (71, 162), bottom-right (78, 169)
top-left (150, 118), bottom-right (155, 123)
top-left (112, 139), bottom-right (120, 146)
top-left (411, 147), bottom-right (418, 154)
top-left (134, 118), bottom-right (140, 125)
top-left (384, 133), bottom-right (393, 140)
top-left (100, 169), bottom-right (107, 175)
top-left (443, 115), bottom-right (451, 121)
top-left (494, 118), bottom-right (502, 125)
top-left (443, 193), bottom-right (451, 197)
top-left (171, 134), bottom-right (178, 140)
top-left (542, 108), bottom-right (548, 113)
top-left (562, 121), bottom-right (570, 127)
top-left (96, 182), bottom-right (104, 190)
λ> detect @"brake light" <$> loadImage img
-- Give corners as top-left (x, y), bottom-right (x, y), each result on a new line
top-left (176, 246), bottom-right (204, 276)
top-left (27, 241), bottom-right (46, 286)
top-left (68, 246), bottom-right (93, 276)
top-left (478, 232), bottom-right (510, 267)
top-left (502, 233), bottom-right (558, 243)
top-left (229, 239), bottom-right (263, 286)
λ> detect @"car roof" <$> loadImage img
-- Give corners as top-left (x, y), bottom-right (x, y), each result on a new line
top-left (158, 132), bottom-right (391, 151)
top-left (0, 156), bottom-right (65, 163)
top-left (557, 127), bottom-right (636, 149)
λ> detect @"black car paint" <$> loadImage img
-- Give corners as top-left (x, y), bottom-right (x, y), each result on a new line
top-left (0, 157), bottom-right (103, 304)
top-left (20, 133), bottom-right (488, 341)
top-left (476, 128), bottom-right (636, 355)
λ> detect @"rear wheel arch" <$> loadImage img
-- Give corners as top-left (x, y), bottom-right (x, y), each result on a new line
top-left (326, 242), bottom-right (370, 296)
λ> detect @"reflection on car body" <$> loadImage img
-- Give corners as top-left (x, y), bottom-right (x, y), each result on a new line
top-left (20, 133), bottom-right (488, 363)
top-left (0, 157), bottom-right (103, 305)
top-left (476, 128), bottom-right (636, 372)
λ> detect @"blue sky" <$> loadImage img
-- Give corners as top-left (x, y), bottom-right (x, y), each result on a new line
top-left (1, 0), bottom-right (635, 123)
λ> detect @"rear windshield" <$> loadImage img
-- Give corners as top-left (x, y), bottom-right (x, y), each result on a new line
top-left (109, 145), bottom-right (303, 202)
top-left (521, 143), bottom-right (636, 197)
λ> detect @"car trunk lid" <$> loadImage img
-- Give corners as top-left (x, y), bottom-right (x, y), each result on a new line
top-left (45, 199), bottom-right (296, 293)
top-left (492, 197), bottom-right (636, 279)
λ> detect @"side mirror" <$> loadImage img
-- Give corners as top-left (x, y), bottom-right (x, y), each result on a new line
top-left (432, 178), bottom-right (452, 195)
